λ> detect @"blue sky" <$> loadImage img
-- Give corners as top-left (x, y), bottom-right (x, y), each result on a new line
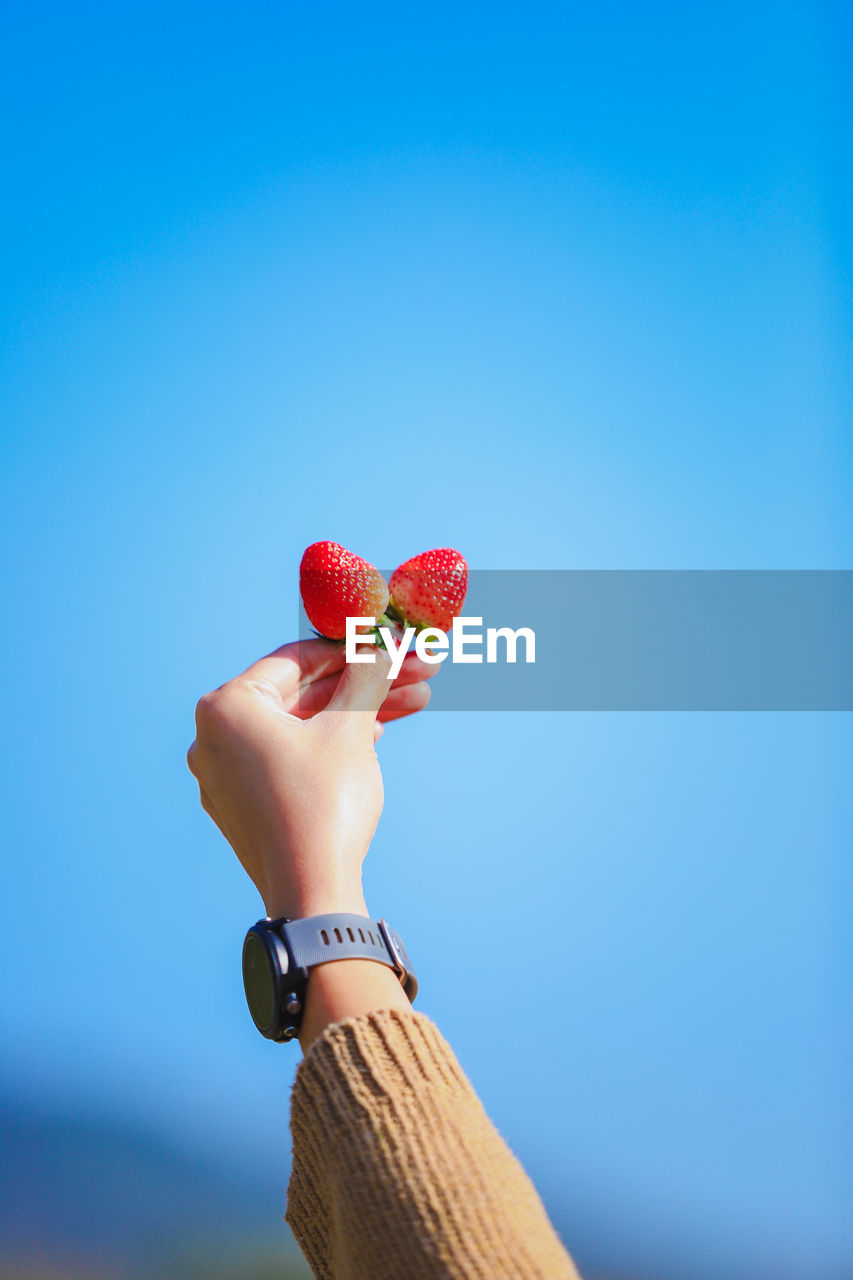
top-left (1, 3), bottom-right (851, 1276)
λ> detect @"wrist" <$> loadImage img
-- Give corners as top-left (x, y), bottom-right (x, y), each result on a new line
top-left (264, 884), bottom-right (369, 921)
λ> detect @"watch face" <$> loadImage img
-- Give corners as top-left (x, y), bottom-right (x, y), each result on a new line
top-left (242, 931), bottom-right (276, 1035)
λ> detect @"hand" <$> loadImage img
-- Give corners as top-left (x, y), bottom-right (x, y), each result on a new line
top-left (186, 639), bottom-right (433, 919)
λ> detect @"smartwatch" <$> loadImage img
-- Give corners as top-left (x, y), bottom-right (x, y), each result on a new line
top-left (242, 913), bottom-right (418, 1042)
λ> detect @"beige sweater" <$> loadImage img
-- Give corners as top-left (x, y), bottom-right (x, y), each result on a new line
top-left (287, 1008), bottom-right (580, 1279)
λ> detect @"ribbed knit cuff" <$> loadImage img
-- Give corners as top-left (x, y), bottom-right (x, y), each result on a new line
top-left (294, 1007), bottom-right (471, 1121)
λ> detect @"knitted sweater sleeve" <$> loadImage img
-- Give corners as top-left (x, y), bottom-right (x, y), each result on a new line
top-left (286, 1007), bottom-right (580, 1280)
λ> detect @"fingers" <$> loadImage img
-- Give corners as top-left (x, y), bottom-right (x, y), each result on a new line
top-left (377, 680), bottom-right (432, 722)
top-left (285, 672), bottom-right (341, 719)
top-left (231, 638), bottom-right (436, 735)
top-left (240, 639), bottom-right (347, 698)
top-left (323, 647), bottom-right (394, 716)
top-left (285, 649), bottom-right (436, 719)
top-left (246, 640), bottom-right (434, 697)
top-left (372, 684), bottom-right (431, 741)
top-left (384, 651), bottom-right (438, 688)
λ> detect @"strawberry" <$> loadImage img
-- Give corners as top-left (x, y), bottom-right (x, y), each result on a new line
top-left (300, 541), bottom-right (389, 640)
top-left (388, 548), bottom-right (468, 632)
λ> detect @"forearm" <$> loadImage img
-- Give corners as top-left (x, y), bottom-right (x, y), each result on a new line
top-left (288, 1008), bottom-right (580, 1280)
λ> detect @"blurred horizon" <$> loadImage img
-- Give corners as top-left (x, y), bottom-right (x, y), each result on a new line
top-left (1, 2), bottom-right (851, 1278)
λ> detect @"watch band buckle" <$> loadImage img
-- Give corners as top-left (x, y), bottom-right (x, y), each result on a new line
top-left (378, 918), bottom-right (418, 1003)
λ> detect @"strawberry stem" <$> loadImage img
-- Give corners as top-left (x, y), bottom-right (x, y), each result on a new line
top-left (379, 602), bottom-right (409, 631)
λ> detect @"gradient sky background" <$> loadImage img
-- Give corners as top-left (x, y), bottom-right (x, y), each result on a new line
top-left (1, 3), bottom-right (851, 1278)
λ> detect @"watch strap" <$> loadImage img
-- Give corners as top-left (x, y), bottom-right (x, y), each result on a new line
top-left (277, 914), bottom-right (418, 1002)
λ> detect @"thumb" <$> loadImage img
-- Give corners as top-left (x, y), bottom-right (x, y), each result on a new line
top-left (323, 648), bottom-right (394, 717)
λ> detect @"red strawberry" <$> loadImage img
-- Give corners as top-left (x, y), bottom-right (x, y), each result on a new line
top-left (389, 548), bottom-right (468, 631)
top-left (300, 541), bottom-right (389, 640)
